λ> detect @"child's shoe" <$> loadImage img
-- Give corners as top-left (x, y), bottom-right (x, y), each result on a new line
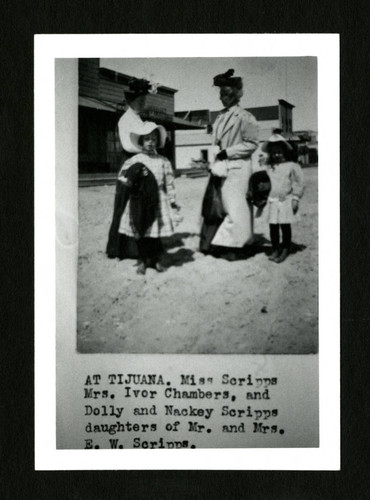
top-left (274, 248), bottom-right (289, 263)
top-left (268, 248), bottom-right (280, 261)
top-left (136, 261), bottom-right (146, 274)
top-left (155, 261), bottom-right (167, 273)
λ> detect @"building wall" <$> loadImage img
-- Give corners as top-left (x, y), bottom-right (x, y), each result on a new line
top-left (174, 102), bottom-right (320, 170)
top-left (257, 120), bottom-right (281, 141)
top-left (175, 118), bottom-right (282, 169)
top-left (99, 74), bottom-right (126, 103)
top-left (246, 106), bottom-right (279, 121)
top-left (145, 92), bottom-right (174, 115)
top-left (79, 59), bottom-right (100, 98)
top-left (176, 144), bottom-right (218, 170)
top-left (278, 103), bottom-right (293, 134)
top-left (79, 107), bottom-right (124, 173)
top-left (175, 130), bottom-right (212, 145)
top-left (79, 59), bottom-right (175, 112)
top-left (78, 59), bottom-right (180, 174)
top-left (175, 129), bottom-right (214, 170)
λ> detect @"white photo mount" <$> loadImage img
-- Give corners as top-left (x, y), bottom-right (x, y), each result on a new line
top-left (35, 34), bottom-right (339, 470)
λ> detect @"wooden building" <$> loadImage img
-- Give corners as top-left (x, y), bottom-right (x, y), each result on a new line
top-left (174, 99), bottom-right (307, 170)
top-left (294, 130), bottom-right (319, 165)
top-left (78, 59), bottom-right (203, 176)
top-left (244, 100), bottom-right (295, 141)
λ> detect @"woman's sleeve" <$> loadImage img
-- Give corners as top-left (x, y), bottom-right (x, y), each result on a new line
top-left (225, 113), bottom-right (259, 160)
top-left (163, 159), bottom-right (176, 204)
top-left (291, 163), bottom-right (305, 199)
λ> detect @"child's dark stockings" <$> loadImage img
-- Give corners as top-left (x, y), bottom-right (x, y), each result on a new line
top-left (269, 224), bottom-right (292, 250)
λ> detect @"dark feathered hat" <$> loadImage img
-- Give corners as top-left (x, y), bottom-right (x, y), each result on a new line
top-left (213, 69), bottom-right (242, 89)
top-left (125, 78), bottom-right (152, 101)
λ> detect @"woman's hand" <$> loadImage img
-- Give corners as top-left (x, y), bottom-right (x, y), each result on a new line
top-left (118, 175), bottom-right (132, 187)
top-left (215, 149), bottom-right (227, 161)
top-left (292, 199), bottom-right (299, 214)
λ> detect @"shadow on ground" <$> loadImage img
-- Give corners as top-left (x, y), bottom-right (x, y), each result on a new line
top-left (162, 248), bottom-right (195, 267)
top-left (253, 234), bottom-right (307, 258)
top-left (162, 232), bottom-right (198, 250)
top-left (289, 242), bottom-right (307, 254)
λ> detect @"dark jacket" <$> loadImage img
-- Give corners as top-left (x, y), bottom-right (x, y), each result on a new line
top-left (246, 170), bottom-right (271, 208)
top-left (106, 163), bottom-right (159, 258)
top-left (201, 174), bottom-right (226, 224)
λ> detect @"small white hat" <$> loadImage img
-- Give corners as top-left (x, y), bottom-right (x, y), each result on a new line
top-left (128, 121), bottom-right (167, 152)
top-left (262, 133), bottom-right (293, 153)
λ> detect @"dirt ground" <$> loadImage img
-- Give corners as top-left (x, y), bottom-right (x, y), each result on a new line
top-left (77, 167), bottom-right (318, 354)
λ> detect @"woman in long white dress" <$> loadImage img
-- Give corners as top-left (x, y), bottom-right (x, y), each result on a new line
top-left (200, 69), bottom-right (259, 261)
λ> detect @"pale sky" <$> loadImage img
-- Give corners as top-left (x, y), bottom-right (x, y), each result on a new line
top-left (101, 57), bottom-right (317, 131)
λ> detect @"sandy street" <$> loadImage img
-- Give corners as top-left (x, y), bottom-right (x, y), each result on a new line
top-left (77, 167), bottom-right (318, 354)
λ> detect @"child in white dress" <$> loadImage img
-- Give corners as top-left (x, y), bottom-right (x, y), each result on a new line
top-left (118, 122), bottom-right (180, 274)
top-left (262, 133), bottom-right (304, 263)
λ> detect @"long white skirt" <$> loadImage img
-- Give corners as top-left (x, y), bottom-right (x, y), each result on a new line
top-left (212, 160), bottom-right (254, 248)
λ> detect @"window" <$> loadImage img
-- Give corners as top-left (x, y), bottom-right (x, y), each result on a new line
top-left (200, 149), bottom-right (209, 162)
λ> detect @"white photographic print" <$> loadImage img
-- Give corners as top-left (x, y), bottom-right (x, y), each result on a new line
top-left (35, 34), bottom-right (339, 469)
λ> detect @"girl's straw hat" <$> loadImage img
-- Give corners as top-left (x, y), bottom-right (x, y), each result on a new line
top-left (128, 121), bottom-right (167, 152)
top-left (262, 133), bottom-right (293, 153)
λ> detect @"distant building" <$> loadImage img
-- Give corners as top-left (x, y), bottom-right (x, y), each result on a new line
top-left (175, 99), bottom-right (301, 171)
top-left (174, 129), bottom-right (213, 170)
top-left (78, 58), bottom-right (203, 175)
top-left (294, 130), bottom-right (318, 143)
top-left (246, 99), bottom-right (295, 141)
top-left (294, 130), bottom-right (318, 165)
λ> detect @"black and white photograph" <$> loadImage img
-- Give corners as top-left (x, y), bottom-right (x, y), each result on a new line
top-left (77, 56), bottom-right (318, 355)
top-left (35, 34), bottom-right (339, 467)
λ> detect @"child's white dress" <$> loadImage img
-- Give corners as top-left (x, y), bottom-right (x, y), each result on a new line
top-left (118, 152), bottom-right (177, 238)
top-left (266, 161), bottom-right (304, 224)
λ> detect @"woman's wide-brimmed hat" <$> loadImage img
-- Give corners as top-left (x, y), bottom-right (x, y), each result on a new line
top-left (213, 69), bottom-right (242, 89)
top-left (261, 133), bottom-right (293, 153)
top-left (127, 121), bottom-right (167, 152)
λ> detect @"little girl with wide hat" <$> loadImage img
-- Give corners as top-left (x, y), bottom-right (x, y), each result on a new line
top-left (108, 121), bottom-right (181, 274)
top-left (262, 132), bottom-right (304, 263)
